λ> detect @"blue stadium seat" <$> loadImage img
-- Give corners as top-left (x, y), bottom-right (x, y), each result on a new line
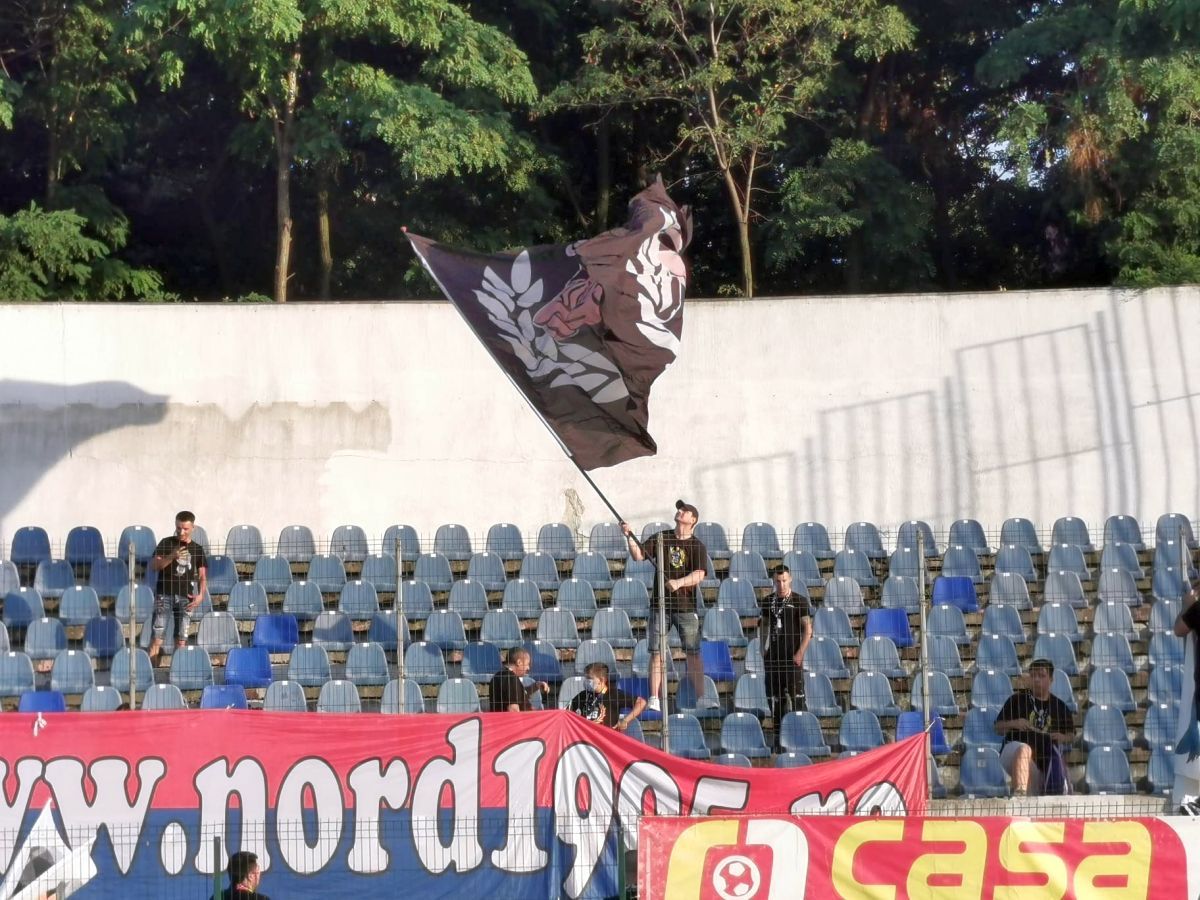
top-left (65, 526), bottom-right (105, 567)
top-left (981, 603), bottom-right (1027, 645)
top-left (306, 555), bottom-right (347, 593)
top-left (17, 689), bottom-right (65, 713)
top-left (10, 526), bottom-right (51, 569)
top-left (1000, 517), bottom-right (1043, 555)
top-left (286, 643), bottom-right (330, 687)
top-left (1047, 546), bottom-right (1091, 584)
top-left (1156, 513), bottom-right (1197, 549)
top-left (263, 680), bottom-right (307, 712)
top-left (932, 575), bottom-right (978, 612)
top-left (1096, 568), bottom-right (1142, 607)
top-left (25, 617), bottom-right (66, 660)
top-left (360, 554), bottom-right (398, 593)
top-left (1082, 704), bottom-right (1131, 750)
top-left (813, 606), bottom-right (858, 648)
top-left (382, 524), bottom-right (421, 563)
top-left (3, 587), bottom-right (44, 629)
top-left (117, 525), bottom-right (157, 567)
top-left (397, 580), bottom-right (434, 622)
top-left (896, 711), bottom-right (951, 755)
top-left (83, 616), bottom-right (122, 659)
top-left (948, 519), bottom-right (989, 555)
top-left (1150, 632), bottom-right (1185, 668)
top-left (721, 712), bottom-right (771, 757)
top-left (1032, 633), bottom-right (1078, 677)
top-left (896, 520), bottom-right (939, 557)
top-left (989, 572), bottom-right (1032, 610)
top-left (413, 553), bottom-right (453, 593)
top-left (1037, 603), bottom-right (1082, 642)
top-left (880, 575), bottom-right (920, 613)
top-left (677, 674), bottom-right (723, 716)
top-left (224, 646), bottom-right (271, 689)
top-left (834, 548), bottom-right (877, 588)
top-left (995, 544), bottom-right (1037, 582)
top-left (465, 554), bottom-right (506, 592)
top-left (1088, 667), bottom-right (1135, 712)
top-left (570, 552), bottom-right (614, 591)
top-left (278, 525), bottom-right (316, 563)
top-left (502, 578), bottom-right (544, 620)
top-left (381, 678), bottom-right (425, 714)
top-left (824, 577), bottom-right (866, 615)
top-left (928, 635), bottom-right (965, 678)
top-left (839, 709), bottom-right (884, 752)
top-left (536, 523), bottom-right (577, 562)
top-left (1150, 599), bottom-right (1183, 635)
top-left (729, 551), bottom-right (770, 589)
top-left (110, 647), bottom-right (153, 694)
top-left (975, 634), bottom-right (1021, 676)
top-left (959, 747), bottom-right (1008, 797)
top-left (611, 578), bottom-right (650, 620)
top-left (169, 646), bottom-right (213, 692)
top-left (557, 579), bottom-right (598, 618)
top-left (1085, 746), bottom-right (1134, 793)
top-left (51, 649), bottom-right (95, 695)
top-left (940, 547), bottom-right (983, 585)
top-left (1148, 748), bottom-right (1175, 795)
top-left (970, 670), bottom-right (1013, 710)
top-left (81, 685), bottom-right (122, 712)
top-left (910, 671), bottom-right (959, 719)
top-left (316, 681), bottom-right (361, 714)
top-left (850, 671), bottom-right (901, 717)
top-left (780, 711), bottom-right (831, 757)
top-left (1050, 669), bottom-right (1079, 713)
top-left (666, 713), bottom-right (711, 759)
top-left (446, 580), bottom-right (488, 623)
top-left (794, 522), bottom-right (835, 560)
top-left (743, 522), bottom-right (782, 560)
top-left (1093, 601), bottom-right (1136, 641)
top-left (1051, 516), bottom-right (1094, 553)
top-left (200, 684), bottom-right (248, 710)
top-left (312, 611), bottom-right (352, 652)
top-left (961, 707), bottom-right (1003, 751)
top-left (329, 524), bottom-right (370, 562)
top-left (1103, 515), bottom-right (1144, 551)
top-left (1100, 542), bottom-right (1143, 579)
top-left (518, 552), bottom-right (560, 591)
top-left (865, 608), bottom-right (913, 649)
top-left (282, 581), bottom-right (323, 622)
top-left (433, 524), bottom-right (473, 563)
top-left (887, 547), bottom-right (923, 580)
top-left (252, 555), bottom-right (292, 593)
top-left (592, 608), bottom-right (635, 650)
top-left (369, 610), bottom-right (409, 653)
top-left (1143, 702), bottom-right (1176, 751)
top-left (803, 671), bottom-right (841, 717)
top-left (33, 560), bottom-right (74, 599)
top-left (484, 523), bottom-right (525, 563)
top-left (197, 611), bottom-right (239, 656)
top-left (802, 636), bottom-right (850, 680)
top-left (929, 604), bottom-right (969, 645)
top-left (251, 614), bottom-right (298, 654)
top-left (575, 638), bottom-right (620, 677)
top-left (436, 677), bottom-right (481, 714)
top-left (782, 550), bottom-right (823, 588)
top-left (588, 523), bottom-right (629, 561)
top-left (1090, 633), bottom-right (1135, 674)
top-left (462, 641), bottom-right (503, 684)
top-left (480, 609), bottom-right (521, 650)
top-left (224, 525), bottom-right (264, 564)
top-left (204, 555), bottom-right (238, 595)
top-left (346, 642), bottom-right (390, 687)
top-left (537, 608), bottom-right (579, 651)
top-left (717, 578), bottom-right (759, 617)
top-left (86, 557), bottom-right (128, 600)
top-left (859, 636), bottom-right (906, 678)
top-left (733, 672), bottom-right (770, 718)
top-left (339, 581), bottom-right (380, 621)
top-left (418, 609), bottom-right (464, 653)
top-left (142, 683), bottom-right (187, 711)
top-left (844, 521), bottom-right (886, 559)
top-left (523, 639), bottom-right (564, 684)
top-left (702, 608), bottom-right (746, 648)
top-left (228, 582), bottom-right (269, 621)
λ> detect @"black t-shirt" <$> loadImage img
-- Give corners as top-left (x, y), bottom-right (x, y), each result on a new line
top-left (1182, 600), bottom-right (1200, 633)
top-left (569, 686), bottom-right (639, 727)
top-left (761, 591), bottom-right (811, 664)
top-left (489, 667), bottom-right (528, 711)
top-left (638, 531), bottom-right (710, 613)
top-left (153, 536), bottom-right (208, 597)
top-left (997, 690), bottom-right (1074, 770)
top-left (222, 888), bottom-right (270, 900)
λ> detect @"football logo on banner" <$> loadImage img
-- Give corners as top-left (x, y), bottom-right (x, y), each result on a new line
top-left (704, 847), bottom-right (771, 900)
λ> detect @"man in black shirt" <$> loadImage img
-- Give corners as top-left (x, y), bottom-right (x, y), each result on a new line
top-left (621, 500), bottom-right (712, 713)
top-left (1173, 582), bottom-right (1200, 813)
top-left (569, 662), bottom-right (647, 731)
top-left (760, 565), bottom-right (811, 749)
top-left (995, 657), bottom-right (1075, 796)
top-left (489, 647), bottom-right (549, 712)
top-left (222, 850), bottom-right (270, 899)
top-left (148, 510), bottom-right (207, 665)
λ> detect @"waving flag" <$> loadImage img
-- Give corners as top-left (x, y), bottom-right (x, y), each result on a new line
top-left (406, 179), bottom-right (691, 470)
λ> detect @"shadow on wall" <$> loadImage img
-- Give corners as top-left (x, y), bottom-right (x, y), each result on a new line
top-left (0, 380), bottom-right (168, 526)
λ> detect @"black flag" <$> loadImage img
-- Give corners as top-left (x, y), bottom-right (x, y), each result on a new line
top-left (406, 180), bottom-right (691, 470)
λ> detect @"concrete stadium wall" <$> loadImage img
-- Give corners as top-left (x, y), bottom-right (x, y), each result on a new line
top-left (1, 285), bottom-right (1198, 552)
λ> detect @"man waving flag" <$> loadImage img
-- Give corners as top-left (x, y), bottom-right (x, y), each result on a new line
top-left (405, 179), bottom-right (691, 471)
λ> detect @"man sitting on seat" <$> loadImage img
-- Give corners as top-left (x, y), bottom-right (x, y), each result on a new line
top-left (995, 657), bottom-right (1075, 796)
top-left (568, 662), bottom-right (647, 731)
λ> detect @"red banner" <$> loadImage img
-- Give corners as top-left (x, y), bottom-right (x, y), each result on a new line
top-left (639, 815), bottom-right (1200, 900)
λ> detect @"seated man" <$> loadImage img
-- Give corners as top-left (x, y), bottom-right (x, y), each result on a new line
top-left (568, 662), bottom-right (647, 731)
top-left (995, 657), bottom-right (1075, 796)
top-left (488, 647), bottom-right (548, 712)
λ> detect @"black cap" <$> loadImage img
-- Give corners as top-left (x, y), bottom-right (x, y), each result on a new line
top-left (675, 499), bottom-right (699, 519)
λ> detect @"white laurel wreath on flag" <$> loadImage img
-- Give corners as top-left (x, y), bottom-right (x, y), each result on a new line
top-left (472, 250), bottom-right (630, 404)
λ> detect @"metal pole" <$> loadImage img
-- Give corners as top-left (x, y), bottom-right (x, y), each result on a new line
top-left (916, 529), bottom-right (932, 800)
top-left (657, 535), bottom-right (670, 754)
top-left (211, 836), bottom-right (221, 900)
top-left (128, 541), bottom-right (138, 711)
top-left (395, 534), bottom-right (405, 711)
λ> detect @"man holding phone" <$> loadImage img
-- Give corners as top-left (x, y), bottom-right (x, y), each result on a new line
top-left (148, 510), bottom-right (207, 665)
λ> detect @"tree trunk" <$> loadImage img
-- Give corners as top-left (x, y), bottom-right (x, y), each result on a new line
top-left (719, 168), bottom-right (754, 298)
top-left (595, 116), bottom-right (611, 232)
top-left (317, 166), bottom-right (333, 301)
top-left (46, 53), bottom-right (60, 207)
top-left (273, 50), bottom-right (301, 304)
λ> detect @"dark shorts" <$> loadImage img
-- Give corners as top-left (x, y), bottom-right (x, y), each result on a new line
top-left (152, 594), bottom-right (194, 641)
top-left (648, 609), bottom-right (701, 655)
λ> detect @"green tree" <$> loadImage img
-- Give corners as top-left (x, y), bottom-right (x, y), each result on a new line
top-left (549, 0), bottom-right (914, 297)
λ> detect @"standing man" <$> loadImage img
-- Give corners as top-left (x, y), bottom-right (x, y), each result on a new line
top-left (621, 500), bottom-right (714, 712)
top-left (1172, 582), bottom-right (1200, 815)
top-left (761, 565), bottom-right (812, 750)
top-left (148, 510), bottom-right (207, 665)
top-left (994, 658), bottom-right (1075, 796)
top-left (569, 662), bottom-right (648, 731)
top-left (222, 850), bottom-right (270, 899)
top-left (489, 647), bottom-right (549, 712)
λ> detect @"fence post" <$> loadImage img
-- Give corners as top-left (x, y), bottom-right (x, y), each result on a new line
top-left (128, 541), bottom-right (138, 711)
top-left (211, 835), bottom-right (221, 899)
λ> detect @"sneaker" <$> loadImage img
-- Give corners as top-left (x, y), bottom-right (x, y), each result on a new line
top-left (695, 696), bottom-right (720, 710)
top-left (646, 696), bottom-right (661, 712)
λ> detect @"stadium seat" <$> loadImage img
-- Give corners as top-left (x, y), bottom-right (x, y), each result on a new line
top-left (932, 575), bottom-right (978, 612)
top-left (1156, 513), bottom-right (1197, 549)
top-left (824, 577), bottom-right (866, 615)
top-left (252, 555), bottom-right (292, 594)
top-left (895, 520), bottom-right (938, 556)
top-left (929, 604), bottom-right (970, 645)
top-left (714, 753), bottom-right (753, 767)
top-left (1050, 669), bottom-right (1079, 714)
top-left (462, 641), bottom-right (503, 684)
top-left (480, 609), bottom-right (521, 650)
top-left (413, 553), bottom-right (453, 593)
top-left (199, 555), bottom-right (235, 597)
top-left (1092, 601), bottom-right (1137, 641)
top-left (970, 670), bottom-right (1013, 710)
top-left (224, 525), bottom-right (264, 564)
top-left (886, 547), bottom-right (923, 580)
top-left (1103, 515), bottom-right (1144, 551)
top-left (666, 713), bottom-right (711, 759)
top-left (733, 673), bottom-right (770, 718)
top-left (518, 552), bottom-right (560, 591)
top-left (677, 674), bottom-right (723, 716)
top-left (1148, 748), bottom-right (1175, 795)
top-left (278, 525), bottom-right (316, 563)
top-left (910, 671), bottom-right (959, 719)
top-left (981, 603), bottom-right (1027, 645)
top-left (523, 639), bottom-right (563, 683)
top-left (227, 582), bottom-right (269, 621)
top-left (397, 580), bottom-right (434, 622)
top-left (774, 752), bottom-right (812, 768)
top-left (588, 523), bottom-right (629, 561)
top-left (329, 524), bottom-right (370, 562)
top-left (502, 578), bottom-right (544, 620)
top-left (961, 707), bottom-right (1003, 751)
top-left (338, 581), bottom-right (379, 621)
top-left (444, 580), bottom-right (487, 624)
top-left (975, 634), bottom-right (1021, 676)
top-left (537, 608), bottom-right (579, 650)
top-left (575, 638), bottom-right (620, 677)
top-left (1149, 632), bottom-right (1185, 668)
top-left (803, 672), bottom-right (841, 718)
top-left (433, 524), bottom-right (473, 563)
top-left (1149, 599), bottom-right (1181, 635)
top-left (729, 551), bottom-right (770, 589)
top-left (1144, 703), bottom-right (1177, 751)
top-left (994, 544), bottom-right (1037, 582)
top-left (1046, 546), bottom-right (1091, 584)
top-left (10, 526), bottom-right (51, 569)
top-left (312, 611), bottom-right (353, 652)
top-left (346, 642), bottom-right (390, 687)
top-left (435, 677), bottom-right (481, 714)
top-left (592, 607), bottom-right (635, 650)
top-left (142, 683), bottom-right (187, 711)
top-left (959, 747), bottom-right (1008, 797)
top-left (702, 608), bottom-right (747, 647)
top-left (850, 671), bottom-right (901, 717)
top-left (465, 554), bottom-right (506, 593)
top-left (782, 550), bottom-right (824, 588)
top-left (880, 575), bottom-right (920, 613)
top-left (224, 646), bottom-right (271, 689)
top-left (1100, 542), bottom-right (1143, 579)
top-left (813, 606), bottom-right (858, 648)
top-left (1087, 667), bottom-right (1135, 712)
top-left (948, 519), bottom-right (989, 555)
top-left (794, 522), bottom-right (835, 559)
top-left (369, 610), bottom-right (409, 652)
top-left (283, 643), bottom-right (328, 687)
top-left (18, 690), bottom-right (66, 713)
top-left (382, 524), bottom-right (421, 563)
top-left (999, 518), bottom-right (1043, 555)
top-left (3, 587), bottom-right (43, 629)
top-left (859, 636), bottom-right (906, 679)
top-left (114, 583), bottom-right (153, 632)
top-left (802, 636), bottom-right (850, 680)
top-left (1090, 633), bottom-right (1135, 674)
top-left (536, 523), bottom-right (577, 562)
top-left (81, 685), bottom-right (122, 712)
top-left (200, 684), bottom-right (248, 710)
top-left (282, 581), bottom-right (323, 622)
top-left (251, 614), bottom-right (298, 654)
top-left (484, 523), bottom-right (525, 563)
top-left (51, 649), bottom-right (95, 695)
top-left (865, 608), bottom-right (913, 649)
top-left (1085, 746), bottom-right (1134, 793)
top-left (83, 616), bottom-right (122, 659)
top-left (1051, 516), bottom-right (1094, 553)
top-left (721, 712), bottom-right (771, 757)
top-left (716, 578), bottom-right (759, 617)
top-left (360, 554), bottom-right (398, 593)
top-left (740, 522), bottom-right (780, 561)
top-left (306, 555), bottom-right (347, 593)
top-left (1082, 704), bottom-right (1131, 750)
top-left (833, 548), bottom-right (877, 588)
top-left (839, 709), bottom-right (884, 752)
top-left (1032, 633), bottom-right (1078, 677)
top-left (989, 572), bottom-right (1032, 610)
top-left (263, 680), bottom-right (307, 712)
top-left (780, 711), bottom-right (831, 757)
top-left (1152, 565), bottom-right (1188, 602)
top-left (169, 646), bottom-right (213, 692)
top-left (632, 639), bottom-right (676, 681)
top-left (745, 637), bottom-right (763, 675)
top-left (1096, 568), bottom-right (1142, 607)
top-left (110, 647), bottom-right (153, 694)
top-left (380, 678), bottom-right (425, 714)
top-left (843, 521), bottom-right (885, 559)
top-left (1148, 665), bottom-right (1182, 706)
top-left (557, 579), bottom-right (598, 618)
top-left (896, 711), bottom-right (951, 755)
top-left (940, 547), bottom-right (983, 585)
top-left (33, 560), bottom-right (74, 599)
top-left (65, 526), bottom-right (105, 567)
top-left (1037, 603), bottom-right (1082, 642)
top-left (928, 635), bottom-right (965, 678)
top-left (25, 617), bottom-right (66, 660)
top-left (197, 611), bottom-right (239, 656)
